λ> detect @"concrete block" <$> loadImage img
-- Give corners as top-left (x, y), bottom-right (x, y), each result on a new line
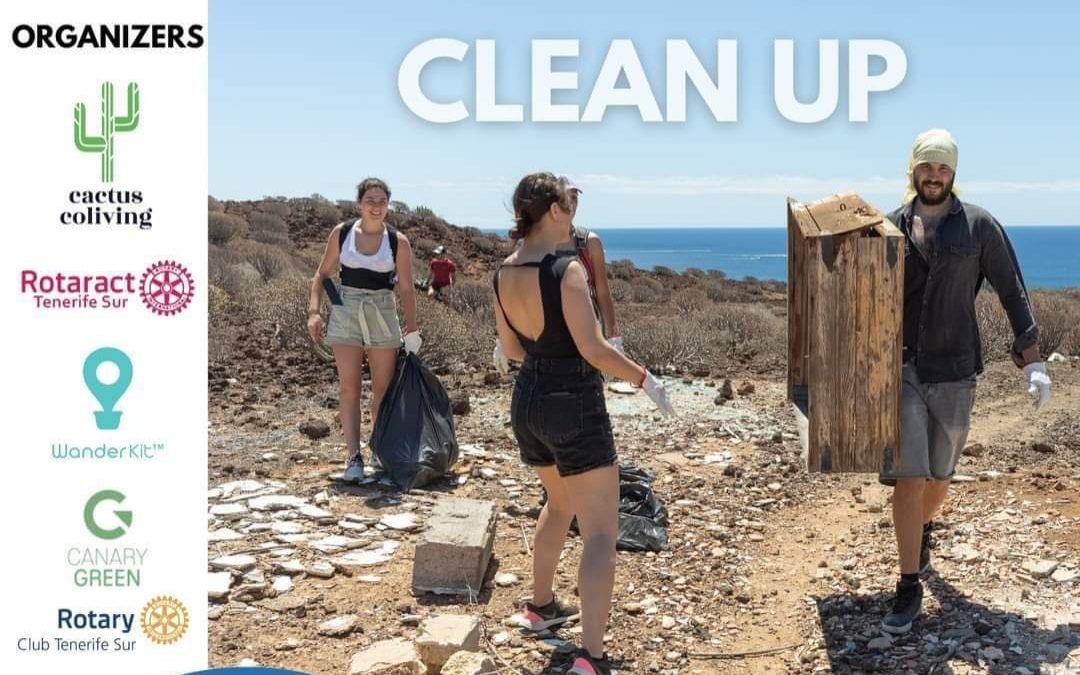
top-left (416, 614), bottom-right (481, 672)
top-left (349, 638), bottom-right (427, 675)
top-left (441, 651), bottom-right (499, 675)
top-left (411, 498), bottom-right (496, 596)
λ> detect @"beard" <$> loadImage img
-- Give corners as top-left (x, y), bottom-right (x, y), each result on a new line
top-left (915, 175), bottom-right (954, 206)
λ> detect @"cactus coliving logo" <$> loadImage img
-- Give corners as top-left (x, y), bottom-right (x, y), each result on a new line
top-left (63, 82), bottom-right (153, 230)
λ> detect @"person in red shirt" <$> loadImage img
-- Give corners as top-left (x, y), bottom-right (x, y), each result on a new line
top-left (428, 245), bottom-right (456, 300)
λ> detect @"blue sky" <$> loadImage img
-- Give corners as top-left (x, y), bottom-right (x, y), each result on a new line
top-left (210, 1), bottom-right (1080, 227)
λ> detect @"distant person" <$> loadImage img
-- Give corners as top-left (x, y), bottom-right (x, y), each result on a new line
top-left (307, 178), bottom-right (422, 483)
top-left (428, 245), bottom-right (456, 300)
top-left (878, 130), bottom-right (1050, 635)
top-left (494, 175), bottom-right (624, 373)
top-left (494, 172), bottom-right (674, 675)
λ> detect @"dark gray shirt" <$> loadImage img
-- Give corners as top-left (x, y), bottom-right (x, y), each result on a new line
top-left (888, 197), bottom-right (1038, 383)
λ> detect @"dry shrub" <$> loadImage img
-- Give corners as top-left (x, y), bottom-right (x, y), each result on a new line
top-left (630, 277), bottom-right (664, 304)
top-left (250, 212), bottom-right (287, 236)
top-left (257, 200), bottom-right (290, 219)
top-left (414, 237), bottom-right (439, 258)
top-left (695, 303), bottom-right (786, 361)
top-left (314, 203), bottom-right (343, 227)
top-left (447, 280), bottom-right (493, 316)
top-left (652, 265), bottom-right (677, 277)
top-left (976, 290), bottom-right (1012, 361)
top-left (609, 278), bottom-right (633, 303)
top-left (471, 235), bottom-right (498, 256)
top-left (414, 294), bottom-right (488, 370)
top-left (209, 212), bottom-right (244, 245)
top-left (622, 318), bottom-right (705, 371)
top-left (608, 260), bottom-right (637, 281)
top-left (209, 246), bottom-right (251, 300)
top-left (242, 242), bottom-right (291, 282)
top-left (1030, 291), bottom-right (1080, 356)
top-left (208, 196), bottom-right (224, 213)
top-left (672, 287), bottom-right (708, 313)
top-left (249, 276), bottom-right (321, 352)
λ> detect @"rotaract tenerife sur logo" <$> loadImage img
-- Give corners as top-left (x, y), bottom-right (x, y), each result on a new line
top-left (19, 260), bottom-right (194, 315)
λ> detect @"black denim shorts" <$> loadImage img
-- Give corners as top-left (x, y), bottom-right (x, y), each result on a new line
top-left (510, 357), bottom-right (617, 477)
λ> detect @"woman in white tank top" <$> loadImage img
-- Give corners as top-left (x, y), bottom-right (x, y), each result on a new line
top-left (306, 178), bottom-right (421, 482)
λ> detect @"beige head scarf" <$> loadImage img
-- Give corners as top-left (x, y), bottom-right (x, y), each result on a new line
top-left (903, 128), bottom-right (959, 204)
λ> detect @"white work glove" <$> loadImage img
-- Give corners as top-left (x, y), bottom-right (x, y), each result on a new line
top-left (608, 336), bottom-right (625, 354)
top-left (642, 371), bottom-right (675, 416)
top-left (403, 331), bottom-right (422, 355)
top-left (493, 339), bottom-right (509, 375)
top-left (1023, 362), bottom-right (1052, 412)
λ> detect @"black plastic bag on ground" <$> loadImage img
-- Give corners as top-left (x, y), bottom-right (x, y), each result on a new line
top-left (541, 464), bottom-right (669, 552)
top-left (371, 353), bottom-right (458, 490)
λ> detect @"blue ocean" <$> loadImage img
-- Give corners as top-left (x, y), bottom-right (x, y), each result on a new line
top-left (577, 226), bottom-right (1078, 289)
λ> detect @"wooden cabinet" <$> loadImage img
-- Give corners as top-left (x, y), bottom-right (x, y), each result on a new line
top-left (788, 193), bottom-right (905, 473)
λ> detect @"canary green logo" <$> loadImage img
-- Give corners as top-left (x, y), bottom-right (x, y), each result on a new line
top-left (84, 489), bottom-right (133, 540)
top-left (74, 82), bottom-right (140, 182)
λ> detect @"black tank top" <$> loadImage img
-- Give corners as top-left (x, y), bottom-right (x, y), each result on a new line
top-left (493, 254), bottom-right (580, 359)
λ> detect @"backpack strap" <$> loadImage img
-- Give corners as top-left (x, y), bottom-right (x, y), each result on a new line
top-left (339, 219), bottom-right (398, 262)
top-left (338, 218), bottom-right (359, 251)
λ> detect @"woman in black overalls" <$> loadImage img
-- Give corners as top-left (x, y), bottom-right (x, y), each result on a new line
top-left (494, 172), bottom-right (674, 675)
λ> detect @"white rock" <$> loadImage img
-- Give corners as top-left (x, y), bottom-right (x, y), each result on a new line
top-left (243, 569), bottom-right (266, 584)
top-left (661, 616), bottom-right (676, 629)
top-left (348, 639), bottom-right (425, 675)
top-left (318, 614), bottom-right (359, 637)
top-left (277, 534), bottom-right (310, 544)
top-left (272, 560), bottom-right (305, 576)
top-left (249, 495), bottom-right (307, 511)
top-left (208, 527), bottom-right (246, 542)
top-left (479, 468), bottom-right (498, 480)
top-left (358, 575), bottom-right (382, 583)
top-left (495, 573), bottom-right (519, 587)
top-left (339, 520), bottom-right (370, 532)
top-left (299, 504), bottom-right (335, 522)
top-left (491, 631), bottom-right (510, 646)
top-left (305, 561), bottom-right (336, 579)
top-left (442, 650), bottom-right (499, 675)
top-left (261, 452), bottom-right (278, 461)
top-left (272, 576), bottom-right (293, 594)
top-left (208, 571), bottom-right (233, 600)
top-left (210, 503), bottom-right (249, 520)
top-left (416, 614), bottom-right (482, 672)
top-left (313, 490), bottom-right (330, 506)
top-left (1050, 567), bottom-right (1077, 583)
top-left (309, 535), bottom-right (364, 554)
top-left (950, 543), bottom-right (982, 562)
top-left (333, 541), bottom-right (400, 568)
top-left (1026, 560), bottom-right (1060, 578)
top-left (379, 513), bottom-right (420, 531)
top-left (210, 554), bottom-right (258, 571)
top-left (1047, 352), bottom-right (1067, 363)
top-left (217, 480), bottom-right (266, 498)
top-left (271, 521), bottom-right (305, 535)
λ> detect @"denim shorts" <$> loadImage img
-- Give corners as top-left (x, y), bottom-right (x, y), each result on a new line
top-left (325, 287), bottom-right (402, 349)
top-left (880, 362), bottom-right (976, 485)
top-left (511, 357), bottom-right (617, 477)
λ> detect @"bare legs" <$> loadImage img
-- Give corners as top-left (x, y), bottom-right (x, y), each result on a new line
top-left (332, 345), bottom-right (399, 461)
top-left (893, 478), bottom-right (950, 573)
top-left (533, 464), bottom-right (619, 659)
top-left (332, 345), bottom-right (365, 461)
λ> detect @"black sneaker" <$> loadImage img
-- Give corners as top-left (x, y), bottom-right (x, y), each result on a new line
top-left (507, 595), bottom-right (580, 632)
top-left (919, 521), bottom-right (933, 575)
top-left (568, 650), bottom-right (612, 675)
top-left (881, 579), bottom-right (923, 635)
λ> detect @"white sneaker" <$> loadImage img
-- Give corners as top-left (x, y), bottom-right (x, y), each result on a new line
top-left (342, 455), bottom-right (364, 483)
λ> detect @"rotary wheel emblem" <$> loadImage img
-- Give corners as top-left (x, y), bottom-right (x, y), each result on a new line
top-left (140, 260), bottom-right (194, 316)
top-left (140, 595), bottom-right (189, 645)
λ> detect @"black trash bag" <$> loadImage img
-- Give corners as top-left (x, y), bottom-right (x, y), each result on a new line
top-left (613, 465), bottom-right (668, 552)
top-left (541, 464), bottom-right (669, 552)
top-left (371, 352), bottom-right (459, 490)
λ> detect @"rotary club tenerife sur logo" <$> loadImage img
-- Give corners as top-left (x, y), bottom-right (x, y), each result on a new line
top-left (19, 259), bottom-right (194, 315)
top-left (140, 595), bottom-right (189, 645)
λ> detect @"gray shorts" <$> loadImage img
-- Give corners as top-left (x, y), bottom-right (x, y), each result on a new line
top-left (880, 362), bottom-right (976, 485)
top-left (325, 287), bottom-right (402, 349)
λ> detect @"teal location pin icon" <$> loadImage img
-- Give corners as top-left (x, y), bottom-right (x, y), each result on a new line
top-left (83, 347), bottom-right (133, 430)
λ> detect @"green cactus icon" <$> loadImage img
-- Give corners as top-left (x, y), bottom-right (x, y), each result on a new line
top-left (74, 82), bottom-right (140, 182)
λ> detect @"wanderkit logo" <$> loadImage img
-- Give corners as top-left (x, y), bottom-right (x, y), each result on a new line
top-left (68, 489), bottom-right (147, 588)
top-left (51, 347), bottom-right (167, 463)
top-left (20, 260), bottom-right (194, 314)
top-left (64, 81), bottom-right (153, 229)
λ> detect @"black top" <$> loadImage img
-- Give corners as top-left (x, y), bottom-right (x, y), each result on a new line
top-left (493, 254), bottom-right (580, 359)
top-left (888, 197), bottom-right (1038, 383)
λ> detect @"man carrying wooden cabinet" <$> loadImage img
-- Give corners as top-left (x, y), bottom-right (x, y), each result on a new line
top-left (878, 129), bottom-right (1052, 634)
